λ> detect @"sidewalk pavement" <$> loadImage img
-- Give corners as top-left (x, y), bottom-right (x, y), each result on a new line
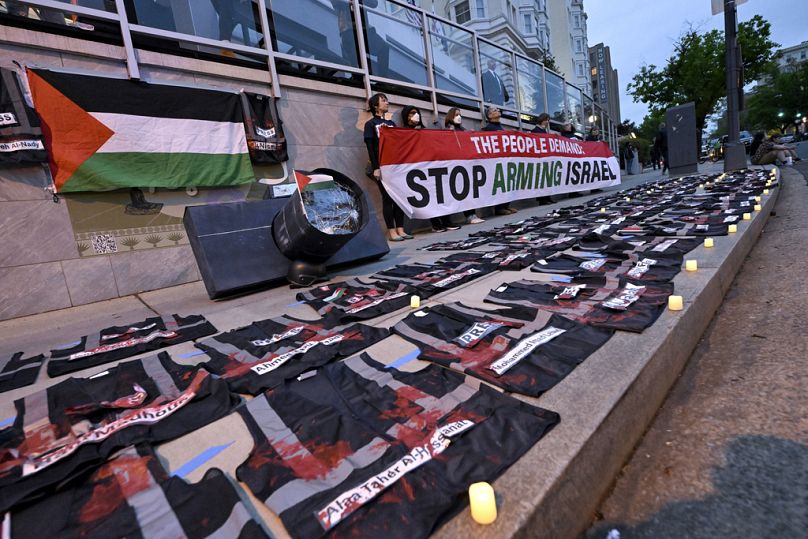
top-left (0, 158), bottom-right (747, 539)
top-left (586, 163), bottom-right (808, 538)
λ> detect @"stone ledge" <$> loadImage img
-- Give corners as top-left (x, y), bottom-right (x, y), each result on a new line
top-left (432, 169), bottom-right (783, 539)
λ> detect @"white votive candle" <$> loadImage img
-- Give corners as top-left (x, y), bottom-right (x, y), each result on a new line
top-left (469, 482), bottom-right (497, 525)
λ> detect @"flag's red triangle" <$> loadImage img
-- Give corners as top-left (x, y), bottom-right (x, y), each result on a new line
top-left (27, 71), bottom-right (114, 192)
top-left (294, 170), bottom-right (312, 192)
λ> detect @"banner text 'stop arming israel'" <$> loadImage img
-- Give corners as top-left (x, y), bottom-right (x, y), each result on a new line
top-left (379, 127), bottom-right (620, 219)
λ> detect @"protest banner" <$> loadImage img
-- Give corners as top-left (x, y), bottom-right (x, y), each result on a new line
top-left (379, 127), bottom-right (620, 218)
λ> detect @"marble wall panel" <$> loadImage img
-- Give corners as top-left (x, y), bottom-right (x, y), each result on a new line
top-left (62, 256), bottom-right (119, 306)
top-left (0, 165), bottom-right (52, 202)
top-left (283, 84), bottom-right (367, 109)
top-left (279, 101), bottom-right (366, 148)
top-left (110, 246), bottom-right (200, 297)
top-left (0, 43), bottom-right (62, 69)
top-left (0, 200), bottom-right (78, 267)
top-left (0, 262), bottom-right (71, 321)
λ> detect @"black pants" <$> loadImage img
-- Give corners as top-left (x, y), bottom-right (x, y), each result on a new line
top-left (431, 216), bottom-right (452, 229)
top-left (662, 149), bottom-right (669, 173)
top-left (376, 181), bottom-right (405, 228)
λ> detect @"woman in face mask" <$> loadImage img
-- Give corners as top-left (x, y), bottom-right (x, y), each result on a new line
top-left (401, 106), bottom-right (460, 232)
top-left (444, 108), bottom-right (484, 224)
top-left (444, 107), bottom-right (465, 131)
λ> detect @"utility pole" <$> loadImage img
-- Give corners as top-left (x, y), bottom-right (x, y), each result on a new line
top-left (723, 0), bottom-right (747, 171)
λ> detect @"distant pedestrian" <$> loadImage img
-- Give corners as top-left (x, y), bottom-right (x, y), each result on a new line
top-left (650, 145), bottom-right (660, 170)
top-left (654, 123), bottom-right (669, 174)
top-left (623, 142), bottom-right (635, 175)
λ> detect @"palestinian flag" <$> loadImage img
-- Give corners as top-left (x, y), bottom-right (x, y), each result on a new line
top-left (294, 170), bottom-right (337, 192)
top-left (27, 69), bottom-right (255, 193)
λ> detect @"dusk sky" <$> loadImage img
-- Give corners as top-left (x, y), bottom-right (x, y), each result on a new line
top-left (586, 0), bottom-right (807, 125)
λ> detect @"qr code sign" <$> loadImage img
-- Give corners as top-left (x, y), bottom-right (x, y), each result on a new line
top-left (91, 234), bottom-right (118, 254)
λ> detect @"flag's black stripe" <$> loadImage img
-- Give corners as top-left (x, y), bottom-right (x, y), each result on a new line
top-left (32, 69), bottom-right (243, 123)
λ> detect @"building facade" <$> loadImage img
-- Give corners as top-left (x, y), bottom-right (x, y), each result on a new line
top-left (547, 0), bottom-right (591, 95)
top-left (775, 40), bottom-right (808, 72)
top-left (589, 43), bottom-right (621, 126)
top-left (427, 0), bottom-right (550, 60)
top-left (0, 0), bottom-right (617, 321)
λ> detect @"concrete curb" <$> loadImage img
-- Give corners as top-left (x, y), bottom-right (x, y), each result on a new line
top-left (434, 169), bottom-right (782, 539)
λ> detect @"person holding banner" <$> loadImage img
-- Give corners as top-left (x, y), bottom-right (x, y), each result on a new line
top-left (444, 109), bottom-right (485, 225)
top-left (402, 105), bottom-right (461, 232)
top-left (531, 113), bottom-right (551, 134)
top-left (481, 106), bottom-right (517, 216)
top-left (364, 93), bottom-right (411, 242)
top-left (561, 123), bottom-right (581, 140)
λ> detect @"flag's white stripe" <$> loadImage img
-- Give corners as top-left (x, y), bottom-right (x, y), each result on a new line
top-left (92, 113), bottom-right (248, 155)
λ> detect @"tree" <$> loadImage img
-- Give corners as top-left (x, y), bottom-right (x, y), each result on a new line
top-left (627, 15), bottom-right (778, 135)
top-left (638, 110), bottom-right (666, 141)
top-left (617, 119), bottom-right (637, 136)
top-left (542, 53), bottom-right (561, 74)
top-left (745, 61), bottom-right (808, 133)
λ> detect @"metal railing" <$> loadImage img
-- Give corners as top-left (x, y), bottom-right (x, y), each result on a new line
top-left (5, 0), bottom-right (618, 152)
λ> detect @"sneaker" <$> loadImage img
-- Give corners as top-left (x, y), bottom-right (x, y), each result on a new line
top-left (432, 227), bottom-right (447, 233)
top-left (467, 216), bottom-right (485, 224)
top-left (445, 224), bottom-right (461, 231)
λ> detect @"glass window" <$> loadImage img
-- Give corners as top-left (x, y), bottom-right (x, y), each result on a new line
top-left (523, 14), bottom-right (532, 34)
top-left (583, 94), bottom-right (595, 126)
top-left (516, 56), bottom-right (545, 115)
top-left (429, 17), bottom-right (477, 97)
top-left (545, 69), bottom-right (565, 123)
top-left (574, 38), bottom-right (582, 53)
top-left (1, 1), bottom-right (121, 43)
top-left (126, 0), bottom-right (263, 48)
top-left (478, 41), bottom-right (515, 108)
top-left (267, 0), bottom-right (358, 68)
top-left (2, 0), bottom-right (116, 16)
top-left (455, 0), bottom-right (470, 24)
top-left (475, 0), bottom-right (485, 18)
top-left (565, 82), bottom-right (583, 131)
top-left (362, 0), bottom-right (428, 86)
top-left (573, 13), bottom-right (580, 28)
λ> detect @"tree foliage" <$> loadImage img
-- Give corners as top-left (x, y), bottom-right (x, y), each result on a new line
top-left (542, 53), bottom-right (561, 74)
top-left (638, 110), bottom-right (666, 141)
top-left (745, 61), bottom-right (808, 133)
top-left (627, 15), bottom-right (778, 131)
top-left (616, 119), bottom-right (637, 136)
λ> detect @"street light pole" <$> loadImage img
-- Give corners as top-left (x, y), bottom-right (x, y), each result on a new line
top-left (723, 0), bottom-right (746, 171)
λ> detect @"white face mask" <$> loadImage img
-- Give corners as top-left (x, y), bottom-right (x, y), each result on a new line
top-left (411, 113), bottom-right (420, 124)
top-left (453, 115), bottom-right (462, 125)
